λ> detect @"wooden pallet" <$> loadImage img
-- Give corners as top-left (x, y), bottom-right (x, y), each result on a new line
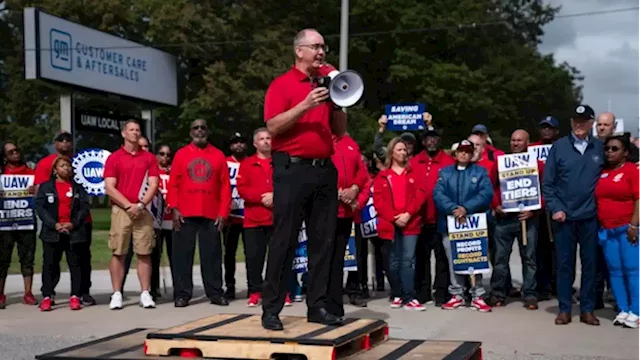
top-left (144, 313), bottom-right (389, 359)
top-left (35, 327), bottom-right (482, 360)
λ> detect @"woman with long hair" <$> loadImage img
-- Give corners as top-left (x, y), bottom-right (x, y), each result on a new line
top-left (373, 137), bottom-right (427, 311)
top-left (35, 156), bottom-right (91, 311)
top-left (595, 134), bottom-right (639, 328)
top-left (0, 141), bottom-right (38, 309)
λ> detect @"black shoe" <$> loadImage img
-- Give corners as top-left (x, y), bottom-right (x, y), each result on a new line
top-left (262, 313), bottom-right (284, 331)
top-left (361, 286), bottom-right (371, 299)
top-left (308, 308), bottom-right (343, 326)
top-left (349, 295), bottom-right (367, 308)
top-left (174, 298), bottom-right (189, 307)
top-left (81, 294), bottom-right (97, 306)
top-left (211, 295), bottom-right (229, 306)
top-left (224, 287), bottom-right (236, 300)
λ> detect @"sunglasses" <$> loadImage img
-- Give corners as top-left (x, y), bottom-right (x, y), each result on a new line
top-left (56, 136), bottom-right (72, 143)
top-left (5, 148), bottom-right (19, 155)
top-left (192, 125), bottom-right (207, 130)
top-left (158, 151), bottom-right (171, 157)
top-left (605, 146), bottom-right (622, 152)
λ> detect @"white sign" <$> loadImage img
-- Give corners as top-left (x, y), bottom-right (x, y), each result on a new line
top-left (24, 8), bottom-right (178, 106)
top-left (528, 144), bottom-right (552, 163)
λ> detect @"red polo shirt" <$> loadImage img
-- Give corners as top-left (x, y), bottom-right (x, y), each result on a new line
top-left (236, 155), bottom-right (273, 228)
top-left (103, 147), bottom-right (159, 205)
top-left (595, 162), bottom-right (639, 229)
top-left (264, 65), bottom-right (335, 159)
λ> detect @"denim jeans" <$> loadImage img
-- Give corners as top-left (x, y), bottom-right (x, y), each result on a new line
top-left (442, 234), bottom-right (486, 299)
top-left (387, 227), bottom-right (418, 303)
top-left (598, 225), bottom-right (639, 315)
top-left (490, 214), bottom-right (538, 300)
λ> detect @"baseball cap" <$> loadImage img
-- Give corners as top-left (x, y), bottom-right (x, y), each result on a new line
top-left (572, 105), bottom-right (595, 121)
top-left (420, 128), bottom-right (440, 139)
top-left (53, 130), bottom-right (72, 142)
top-left (471, 124), bottom-right (488, 134)
top-left (229, 132), bottom-right (247, 143)
top-left (400, 132), bottom-right (416, 144)
top-left (539, 116), bottom-right (559, 128)
top-left (456, 139), bottom-right (474, 152)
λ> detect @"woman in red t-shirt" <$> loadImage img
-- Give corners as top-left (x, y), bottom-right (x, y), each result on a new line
top-left (595, 135), bottom-right (639, 328)
top-left (34, 156), bottom-right (91, 311)
top-left (0, 141), bottom-right (38, 309)
top-left (373, 137), bottom-right (428, 311)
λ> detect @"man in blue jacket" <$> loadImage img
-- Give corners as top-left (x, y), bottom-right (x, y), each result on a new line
top-left (542, 104), bottom-right (604, 326)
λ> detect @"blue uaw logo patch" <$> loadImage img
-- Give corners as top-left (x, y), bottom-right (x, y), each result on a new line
top-left (72, 148), bottom-right (111, 196)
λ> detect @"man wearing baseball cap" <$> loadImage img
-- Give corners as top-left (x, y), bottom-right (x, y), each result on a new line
top-left (542, 104), bottom-right (604, 326)
top-left (530, 116), bottom-right (560, 146)
top-left (471, 124), bottom-right (505, 162)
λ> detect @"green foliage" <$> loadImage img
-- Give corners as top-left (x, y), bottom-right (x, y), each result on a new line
top-left (0, 0), bottom-right (582, 158)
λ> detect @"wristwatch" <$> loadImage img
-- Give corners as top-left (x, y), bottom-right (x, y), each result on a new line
top-left (137, 202), bottom-right (145, 210)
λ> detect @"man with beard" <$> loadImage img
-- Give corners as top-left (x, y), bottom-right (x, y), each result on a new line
top-left (34, 131), bottom-right (96, 306)
top-left (410, 128), bottom-right (454, 306)
top-left (166, 119), bottom-right (231, 307)
top-left (224, 132), bottom-right (247, 300)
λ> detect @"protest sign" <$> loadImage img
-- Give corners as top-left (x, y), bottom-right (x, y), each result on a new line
top-left (294, 221), bottom-right (358, 273)
top-left (384, 103), bottom-right (425, 131)
top-left (227, 161), bottom-right (245, 218)
top-left (528, 144), bottom-right (552, 163)
top-left (359, 188), bottom-right (378, 238)
top-left (446, 213), bottom-right (490, 275)
top-left (0, 174), bottom-right (35, 231)
top-left (497, 153), bottom-right (542, 213)
top-left (344, 224), bottom-right (358, 271)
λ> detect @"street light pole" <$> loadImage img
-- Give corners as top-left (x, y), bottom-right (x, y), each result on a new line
top-left (339, 0), bottom-right (349, 71)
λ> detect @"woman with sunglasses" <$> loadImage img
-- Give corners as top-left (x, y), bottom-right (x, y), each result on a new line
top-left (595, 134), bottom-right (639, 328)
top-left (0, 142), bottom-right (38, 309)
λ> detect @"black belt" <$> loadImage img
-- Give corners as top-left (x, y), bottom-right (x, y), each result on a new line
top-left (289, 156), bottom-right (330, 167)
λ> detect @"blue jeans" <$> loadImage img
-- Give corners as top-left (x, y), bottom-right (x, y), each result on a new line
top-left (554, 217), bottom-right (598, 314)
top-left (387, 227), bottom-right (418, 303)
top-left (598, 225), bottom-right (639, 315)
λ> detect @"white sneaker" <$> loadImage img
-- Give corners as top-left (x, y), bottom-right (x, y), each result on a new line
top-left (614, 311), bottom-right (629, 326)
top-left (623, 313), bottom-right (639, 329)
top-left (109, 291), bottom-right (123, 310)
top-left (139, 291), bottom-right (156, 309)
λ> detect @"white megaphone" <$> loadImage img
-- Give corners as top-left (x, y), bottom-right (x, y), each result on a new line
top-left (324, 68), bottom-right (365, 108)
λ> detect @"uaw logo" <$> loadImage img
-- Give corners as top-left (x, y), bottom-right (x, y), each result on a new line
top-left (72, 148), bottom-right (111, 196)
top-left (50, 28), bottom-right (72, 71)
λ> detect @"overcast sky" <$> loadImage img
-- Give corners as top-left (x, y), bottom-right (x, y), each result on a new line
top-left (539, 0), bottom-right (639, 135)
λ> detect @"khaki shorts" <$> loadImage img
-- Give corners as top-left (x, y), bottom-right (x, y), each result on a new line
top-left (109, 205), bottom-right (155, 256)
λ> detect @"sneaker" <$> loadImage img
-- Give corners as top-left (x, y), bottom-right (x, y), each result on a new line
top-left (40, 297), bottom-right (52, 312)
top-left (0, 294), bottom-right (6, 309)
top-left (81, 294), bottom-right (97, 306)
top-left (284, 293), bottom-right (293, 307)
top-left (404, 299), bottom-right (426, 311)
top-left (109, 291), bottom-right (123, 310)
top-left (22, 292), bottom-right (38, 305)
top-left (614, 311), bottom-right (629, 326)
top-left (247, 293), bottom-right (262, 307)
top-left (140, 291), bottom-right (156, 309)
top-left (390, 297), bottom-right (403, 309)
top-left (294, 294), bottom-right (304, 302)
top-left (441, 296), bottom-right (464, 310)
top-left (623, 313), bottom-right (639, 329)
top-left (471, 298), bottom-right (492, 312)
top-left (69, 296), bottom-right (82, 311)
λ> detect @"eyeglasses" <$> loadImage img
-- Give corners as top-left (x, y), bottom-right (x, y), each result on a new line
top-left (192, 125), bottom-right (207, 130)
top-left (605, 146), bottom-right (621, 152)
top-left (298, 44), bottom-right (329, 52)
top-left (56, 137), bottom-right (72, 143)
top-left (158, 151), bottom-right (171, 157)
top-left (5, 148), bottom-right (19, 155)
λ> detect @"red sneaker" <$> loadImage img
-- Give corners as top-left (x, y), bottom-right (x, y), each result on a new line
top-left (247, 293), bottom-right (262, 307)
top-left (403, 299), bottom-right (426, 311)
top-left (284, 293), bottom-right (293, 307)
top-left (441, 295), bottom-right (464, 310)
top-left (23, 292), bottom-right (38, 305)
top-left (471, 298), bottom-right (492, 312)
top-left (0, 294), bottom-right (6, 309)
top-left (40, 297), bottom-right (52, 312)
top-left (69, 296), bottom-right (82, 311)
top-left (390, 297), bottom-right (403, 309)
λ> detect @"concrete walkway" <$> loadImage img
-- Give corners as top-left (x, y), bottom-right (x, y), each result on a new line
top-left (1, 254), bottom-right (637, 360)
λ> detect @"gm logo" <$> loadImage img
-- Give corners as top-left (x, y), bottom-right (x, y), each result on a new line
top-left (50, 29), bottom-right (72, 71)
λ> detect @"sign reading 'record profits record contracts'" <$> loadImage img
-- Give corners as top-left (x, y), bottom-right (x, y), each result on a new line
top-left (23, 8), bottom-right (177, 106)
top-left (446, 213), bottom-right (490, 275)
top-left (497, 153), bottom-right (542, 213)
top-left (0, 175), bottom-right (35, 231)
top-left (384, 103), bottom-right (426, 131)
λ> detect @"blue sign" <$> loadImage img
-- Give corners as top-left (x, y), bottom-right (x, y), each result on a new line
top-left (446, 213), bottom-right (491, 275)
top-left (294, 222), bottom-right (359, 273)
top-left (384, 103), bottom-right (426, 131)
top-left (0, 175), bottom-right (35, 231)
top-left (72, 148), bottom-right (111, 196)
top-left (497, 153), bottom-right (542, 212)
top-left (344, 225), bottom-right (358, 271)
top-left (50, 29), bottom-right (72, 71)
top-left (360, 188), bottom-right (378, 238)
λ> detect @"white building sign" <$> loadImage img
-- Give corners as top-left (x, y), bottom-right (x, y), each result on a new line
top-left (24, 8), bottom-right (178, 106)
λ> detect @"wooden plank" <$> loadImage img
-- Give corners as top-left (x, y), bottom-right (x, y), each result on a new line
top-left (196, 315), bottom-right (313, 339)
top-left (347, 340), bottom-right (477, 360)
top-left (153, 313), bottom-right (249, 335)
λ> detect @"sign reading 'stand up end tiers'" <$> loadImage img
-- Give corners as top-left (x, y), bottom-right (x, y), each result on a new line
top-left (384, 103), bottom-right (426, 131)
top-left (0, 175), bottom-right (35, 231)
top-left (497, 153), bottom-right (542, 213)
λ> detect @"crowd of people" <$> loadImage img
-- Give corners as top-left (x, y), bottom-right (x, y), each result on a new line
top-left (0, 28), bottom-right (638, 333)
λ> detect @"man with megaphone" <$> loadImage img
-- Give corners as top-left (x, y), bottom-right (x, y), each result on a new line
top-left (260, 28), bottom-right (364, 331)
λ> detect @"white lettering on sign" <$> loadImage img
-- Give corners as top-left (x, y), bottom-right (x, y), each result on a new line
top-left (390, 105), bottom-right (420, 112)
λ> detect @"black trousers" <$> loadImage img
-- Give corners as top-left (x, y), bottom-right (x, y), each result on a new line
top-left (415, 224), bottom-right (450, 303)
top-left (244, 226), bottom-right (272, 294)
top-left (41, 236), bottom-right (84, 298)
top-left (346, 224), bottom-right (370, 296)
top-left (536, 211), bottom-right (556, 296)
top-left (0, 230), bottom-right (36, 279)
top-left (327, 218), bottom-right (353, 316)
top-left (172, 217), bottom-right (223, 301)
top-left (152, 229), bottom-right (173, 294)
top-left (223, 222), bottom-right (244, 289)
top-left (78, 222), bottom-right (92, 295)
top-left (262, 152), bottom-right (338, 316)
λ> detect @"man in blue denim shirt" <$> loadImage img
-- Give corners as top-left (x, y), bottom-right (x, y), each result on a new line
top-left (542, 104), bottom-right (604, 326)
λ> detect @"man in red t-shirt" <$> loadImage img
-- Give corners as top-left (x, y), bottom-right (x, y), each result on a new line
top-left (166, 119), bottom-right (232, 308)
top-left (261, 28), bottom-right (345, 330)
top-left (223, 132), bottom-right (247, 300)
top-left (471, 124), bottom-right (505, 162)
top-left (103, 120), bottom-right (159, 310)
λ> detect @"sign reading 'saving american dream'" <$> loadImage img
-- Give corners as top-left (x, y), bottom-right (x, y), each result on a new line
top-left (23, 8), bottom-right (178, 106)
